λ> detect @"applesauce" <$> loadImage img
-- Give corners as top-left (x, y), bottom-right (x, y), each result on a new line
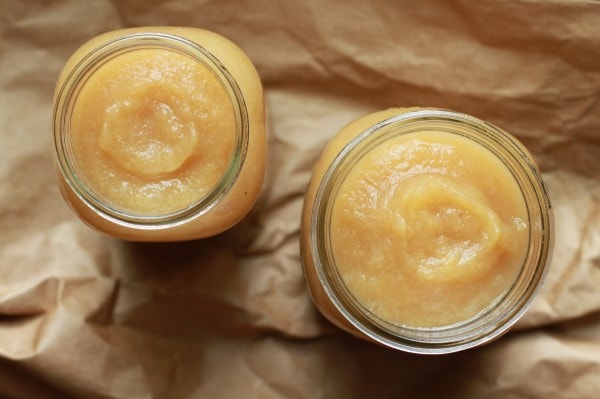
top-left (53, 27), bottom-right (266, 241)
top-left (301, 108), bottom-right (553, 354)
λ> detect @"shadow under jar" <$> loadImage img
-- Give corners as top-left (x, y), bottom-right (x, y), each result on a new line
top-left (301, 108), bottom-right (554, 354)
top-left (53, 27), bottom-right (266, 241)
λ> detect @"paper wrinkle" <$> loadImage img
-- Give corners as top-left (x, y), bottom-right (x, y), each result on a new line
top-left (448, 0), bottom-right (600, 73)
top-left (243, 338), bottom-right (307, 399)
top-left (2, 0), bottom-right (600, 398)
top-left (0, 278), bottom-right (59, 317)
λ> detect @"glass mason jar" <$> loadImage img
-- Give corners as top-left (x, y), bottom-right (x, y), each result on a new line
top-left (301, 108), bottom-right (554, 354)
top-left (53, 27), bottom-right (266, 241)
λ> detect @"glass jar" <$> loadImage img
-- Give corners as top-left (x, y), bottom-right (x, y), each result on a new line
top-left (53, 27), bottom-right (266, 241)
top-left (300, 108), bottom-right (554, 354)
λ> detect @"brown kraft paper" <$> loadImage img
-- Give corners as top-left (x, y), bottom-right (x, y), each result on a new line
top-left (0, 0), bottom-right (599, 398)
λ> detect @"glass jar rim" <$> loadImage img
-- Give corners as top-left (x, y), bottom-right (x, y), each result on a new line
top-left (53, 31), bottom-right (249, 228)
top-left (310, 109), bottom-right (554, 354)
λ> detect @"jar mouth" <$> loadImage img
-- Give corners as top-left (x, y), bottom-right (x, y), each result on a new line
top-left (311, 109), bottom-right (554, 354)
top-left (53, 32), bottom-right (249, 228)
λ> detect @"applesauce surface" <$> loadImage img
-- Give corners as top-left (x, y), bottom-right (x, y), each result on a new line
top-left (71, 48), bottom-right (235, 215)
top-left (330, 130), bottom-right (529, 328)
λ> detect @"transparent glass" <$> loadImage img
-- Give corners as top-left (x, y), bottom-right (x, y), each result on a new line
top-left (301, 109), bottom-right (554, 354)
top-left (53, 28), bottom-right (265, 241)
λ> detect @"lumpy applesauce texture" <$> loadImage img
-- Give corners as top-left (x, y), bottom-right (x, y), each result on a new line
top-left (71, 48), bottom-right (235, 215)
top-left (330, 131), bottom-right (529, 328)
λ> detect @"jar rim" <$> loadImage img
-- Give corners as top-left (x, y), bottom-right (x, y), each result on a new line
top-left (53, 32), bottom-right (249, 228)
top-left (310, 109), bottom-right (554, 354)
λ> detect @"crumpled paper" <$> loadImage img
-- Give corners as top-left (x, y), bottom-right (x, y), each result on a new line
top-left (1, 0), bottom-right (599, 398)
